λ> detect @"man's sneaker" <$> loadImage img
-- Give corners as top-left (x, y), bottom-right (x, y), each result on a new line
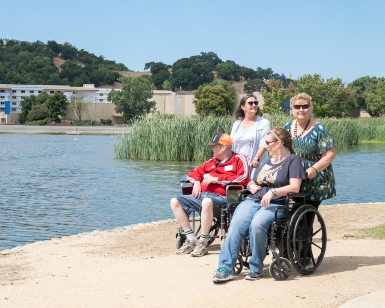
top-left (176, 239), bottom-right (197, 255)
top-left (190, 238), bottom-right (208, 257)
top-left (245, 270), bottom-right (262, 281)
top-left (212, 267), bottom-right (234, 283)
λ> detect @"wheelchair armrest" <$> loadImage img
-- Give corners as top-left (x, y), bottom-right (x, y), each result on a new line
top-left (287, 192), bottom-right (307, 198)
top-left (240, 189), bottom-right (251, 195)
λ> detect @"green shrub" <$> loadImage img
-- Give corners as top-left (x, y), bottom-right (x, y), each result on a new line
top-left (100, 119), bottom-right (113, 125)
top-left (69, 120), bottom-right (101, 126)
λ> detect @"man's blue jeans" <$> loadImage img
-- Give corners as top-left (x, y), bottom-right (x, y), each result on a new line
top-left (218, 198), bottom-right (285, 274)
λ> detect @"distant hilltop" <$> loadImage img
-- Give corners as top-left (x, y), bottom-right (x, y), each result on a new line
top-left (1, 39), bottom-right (288, 94)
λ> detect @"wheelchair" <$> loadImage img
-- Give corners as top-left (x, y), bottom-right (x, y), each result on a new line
top-left (220, 189), bottom-right (327, 280)
top-left (175, 180), bottom-right (244, 249)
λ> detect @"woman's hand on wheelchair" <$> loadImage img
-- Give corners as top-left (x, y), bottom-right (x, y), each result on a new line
top-left (192, 181), bottom-right (201, 199)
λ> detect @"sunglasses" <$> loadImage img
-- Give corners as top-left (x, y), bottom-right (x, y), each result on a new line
top-left (265, 140), bottom-right (277, 145)
top-left (247, 101), bottom-right (259, 106)
top-left (293, 104), bottom-right (310, 110)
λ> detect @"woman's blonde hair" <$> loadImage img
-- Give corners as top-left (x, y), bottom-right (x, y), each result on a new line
top-left (292, 93), bottom-right (312, 106)
top-left (292, 93), bottom-right (314, 118)
top-left (267, 127), bottom-right (295, 154)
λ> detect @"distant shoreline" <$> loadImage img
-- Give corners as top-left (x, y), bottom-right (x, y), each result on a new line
top-left (0, 124), bottom-right (127, 135)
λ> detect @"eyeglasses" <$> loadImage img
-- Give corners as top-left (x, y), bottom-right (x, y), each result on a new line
top-left (247, 101), bottom-right (259, 106)
top-left (265, 140), bottom-right (277, 145)
top-left (293, 104), bottom-right (310, 110)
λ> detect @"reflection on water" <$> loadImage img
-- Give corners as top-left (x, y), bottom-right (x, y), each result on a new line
top-left (0, 135), bottom-right (384, 250)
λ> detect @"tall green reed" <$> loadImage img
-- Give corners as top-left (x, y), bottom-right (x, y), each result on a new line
top-left (114, 114), bottom-right (385, 160)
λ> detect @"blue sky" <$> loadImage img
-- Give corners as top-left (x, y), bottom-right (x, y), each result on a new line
top-left (2, 0), bottom-right (384, 83)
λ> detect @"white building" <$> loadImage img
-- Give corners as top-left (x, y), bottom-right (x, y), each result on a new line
top-left (0, 84), bottom-right (116, 113)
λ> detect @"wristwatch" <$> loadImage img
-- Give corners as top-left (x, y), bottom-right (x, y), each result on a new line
top-left (255, 157), bottom-right (260, 162)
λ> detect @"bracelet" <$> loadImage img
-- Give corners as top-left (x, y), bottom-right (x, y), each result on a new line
top-left (269, 188), bottom-right (277, 196)
top-left (247, 182), bottom-right (253, 190)
top-left (311, 166), bottom-right (318, 174)
top-left (254, 157), bottom-right (260, 162)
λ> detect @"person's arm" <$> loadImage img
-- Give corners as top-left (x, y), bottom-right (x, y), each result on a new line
top-left (260, 178), bottom-right (302, 208)
top-left (306, 148), bottom-right (336, 179)
top-left (251, 147), bottom-right (266, 168)
top-left (187, 163), bottom-right (208, 199)
top-left (251, 119), bottom-right (271, 168)
top-left (215, 155), bottom-right (250, 187)
top-left (246, 180), bottom-right (262, 194)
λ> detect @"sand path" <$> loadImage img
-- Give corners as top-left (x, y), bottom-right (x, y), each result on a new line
top-left (1, 203), bottom-right (385, 308)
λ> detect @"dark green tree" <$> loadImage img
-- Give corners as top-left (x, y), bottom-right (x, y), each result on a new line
top-left (108, 76), bottom-right (155, 124)
top-left (193, 80), bottom-right (236, 105)
top-left (46, 92), bottom-right (68, 122)
top-left (26, 104), bottom-right (49, 122)
top-left (194, 85), bottom-right (235, 116)
top-left (46, 40), bottom-right (60, 55)
top-left (19, 92), bottom-right (49, 123)
top-left (365, 80), bottom-right (385, 116)
top-left (347, 76), bottom-right (385, 111)
top-left (243, 79), bottom-right (268, 93)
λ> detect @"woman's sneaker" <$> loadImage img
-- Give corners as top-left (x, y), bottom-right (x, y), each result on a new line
top-left (213, 267), bottom-right (234, 283)
top-left (245, 270), bottom-right (262, 281)
top-left (176, 239), bottom-right (197, 255)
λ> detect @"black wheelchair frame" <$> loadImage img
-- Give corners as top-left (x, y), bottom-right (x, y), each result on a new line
top-left (221, 189), bottom-right (327, 280)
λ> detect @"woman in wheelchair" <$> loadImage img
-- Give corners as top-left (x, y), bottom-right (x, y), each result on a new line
top-left (213, 127), bottom-right (306, 283)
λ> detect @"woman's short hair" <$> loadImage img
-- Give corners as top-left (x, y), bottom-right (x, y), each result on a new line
top-left (292, 93), bottom-right (313, 106)
top-left (267, 126), bottom-right (295, 154)
top-left (234, 94), bottom-right (260, 119)
top-left (292, 93), bottom-right (314, 117)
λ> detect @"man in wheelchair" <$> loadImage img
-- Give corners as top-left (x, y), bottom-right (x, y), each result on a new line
top-left (213, 127), bottom-right (306, 282)
top-left (170, 133), bottom-right (249, 257)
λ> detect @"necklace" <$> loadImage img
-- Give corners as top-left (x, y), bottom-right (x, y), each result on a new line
top-left (294, 119), bottom-right (310, 138)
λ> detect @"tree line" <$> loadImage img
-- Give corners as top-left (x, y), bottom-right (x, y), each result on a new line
top-left (0, 39), bottom-right (127, 86)
top-left (143, 52), bottom-right (291, 91)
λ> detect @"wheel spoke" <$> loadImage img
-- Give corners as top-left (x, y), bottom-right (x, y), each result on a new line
top-left (311, 227), bottom-right (322, 238)
top-left (308, 248), bottom-right (316, 266)
top-left (310, 241), bottom-right (323, 250)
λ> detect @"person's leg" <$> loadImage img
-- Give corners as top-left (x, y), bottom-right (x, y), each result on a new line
top-left (247, 204), bottom-right (285, 278)
top-left (171, 195), bottom-right (201, 254)
top-left (170, 197), bottom-right (192, 231)
top-left (306, 200), bottom-right (322, 210)
top-left (192, 193), bottom-right (226, 257)
top-left (217, 199), bottom-right (260, 272)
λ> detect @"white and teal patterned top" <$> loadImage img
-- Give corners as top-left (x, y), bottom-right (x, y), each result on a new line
top-left (285, 120), bottom-right (336, 202)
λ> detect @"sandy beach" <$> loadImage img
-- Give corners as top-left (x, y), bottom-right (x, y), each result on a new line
top-left (1, 202), bottom-right (385, 308)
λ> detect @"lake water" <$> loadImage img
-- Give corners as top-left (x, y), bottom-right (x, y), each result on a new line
top-left (0, 135), bottom-right (384, 250)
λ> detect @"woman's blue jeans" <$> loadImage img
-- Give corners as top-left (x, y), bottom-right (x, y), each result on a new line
top-left (218, 198), bottom-right (285, 274)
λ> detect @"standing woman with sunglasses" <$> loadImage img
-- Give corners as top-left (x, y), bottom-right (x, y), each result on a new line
top-left (285, 93), bottom-right (337, 208)
top-left (231, 94), bottom-right (271, 180)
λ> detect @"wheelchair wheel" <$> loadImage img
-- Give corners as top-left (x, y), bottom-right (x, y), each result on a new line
top-left (233, 254), bottom-right (243, 275)
top-left (207, 224), bottom-right (219, 246)
top-left (286, 205), bottom-right (327, 275)
top-left (197, 222), bottom-right (219, 246)
top-left (269, 257), bottom-right (291, 281)
top-left (176, 233), bottom-right (186, 249)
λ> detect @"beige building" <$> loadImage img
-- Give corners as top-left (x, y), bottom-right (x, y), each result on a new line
top-left (0, 81), bottom-right (265, 124)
